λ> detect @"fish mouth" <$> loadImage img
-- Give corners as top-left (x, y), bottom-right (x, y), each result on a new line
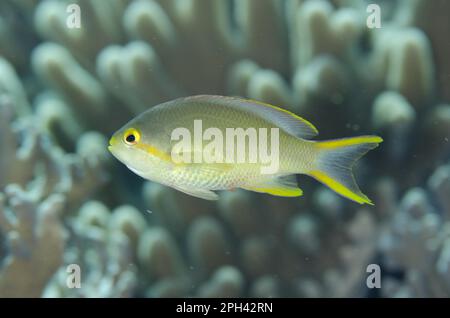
top-left (107, 141), bottom-right (114, 153)
top-left (108, 135), bottom-right (119, 152)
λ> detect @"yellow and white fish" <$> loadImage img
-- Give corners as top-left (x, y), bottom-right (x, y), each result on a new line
top-left (108, 95), bottom-right (382, 204)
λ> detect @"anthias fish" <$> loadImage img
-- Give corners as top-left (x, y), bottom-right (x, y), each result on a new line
top-left (108, 95), bottom-right (382, 204)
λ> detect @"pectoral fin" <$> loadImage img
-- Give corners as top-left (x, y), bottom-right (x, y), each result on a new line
top-left (242, 175), bottom-right (303, 197)
top-left (171, 185), bottom-right (219, 200)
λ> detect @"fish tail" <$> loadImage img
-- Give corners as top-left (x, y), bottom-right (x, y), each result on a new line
top-left (307, 136), bottom-right (383, 205)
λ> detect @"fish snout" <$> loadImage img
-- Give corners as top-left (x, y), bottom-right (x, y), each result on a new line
top-left (108, 134), bottom-right (119, 152)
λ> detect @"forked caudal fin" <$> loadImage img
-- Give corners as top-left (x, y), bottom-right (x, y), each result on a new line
top-left (308, 136), bottom-right (383, 205)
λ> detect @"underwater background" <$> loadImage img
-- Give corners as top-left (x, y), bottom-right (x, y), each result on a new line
top-left (0, 0), bottom-right (450, 298)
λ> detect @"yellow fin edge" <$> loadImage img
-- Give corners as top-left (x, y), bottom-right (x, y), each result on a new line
top-left (317, 136), bottom-right (383, 149)
top-left (309, 170), bottom-right (373, 205)
top-left (246, 186), bottom-right (303, 197)
top-left (244, 98), bottom-right (319, 135)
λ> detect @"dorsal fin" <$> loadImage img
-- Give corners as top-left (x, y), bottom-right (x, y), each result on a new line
top-left (182, 95), bottom-right (319, 140)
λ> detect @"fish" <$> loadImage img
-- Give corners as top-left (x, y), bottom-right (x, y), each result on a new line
top-left (108, 95), bottom-right (382, 204)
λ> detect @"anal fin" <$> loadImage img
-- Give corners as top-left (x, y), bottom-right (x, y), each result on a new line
top-left (171, 185), bottom-right (219, 200)
top-left (242, 175), bottom-right (303, 197)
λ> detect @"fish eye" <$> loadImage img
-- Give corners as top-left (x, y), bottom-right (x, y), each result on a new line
top-left (123, 128), bottom-right (140, 146)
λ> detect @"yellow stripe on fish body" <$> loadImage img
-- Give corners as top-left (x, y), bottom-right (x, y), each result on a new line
top-left (135, 142), bottom-right (173, 163)
top-left (108, 95), bottom-right (382, 204)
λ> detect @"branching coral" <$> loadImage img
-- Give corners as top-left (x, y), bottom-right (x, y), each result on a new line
top-left (43, 202), bottom-right (141, 297)
top-left (379, 165), bottom-right (450, 297)
top-left (0, 186), bottom-right (66, 297)
top-left (138, 182), bottom-right (381, 297)
top-left (0, 92), bottom-right (111, 296)
top-left (0, 97), bottom-right (110, 210)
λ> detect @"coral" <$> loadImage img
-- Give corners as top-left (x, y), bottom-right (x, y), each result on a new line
top-left (0, 58), bottom-right (31, 116)
top-left (0, 2), bottom-right (37, 68)
top-left (0, 91), bottom-right (111, 296)
top-left (42, 202), bottom-right (140, 297)
top-left (379, 165), bottom-right (450, 297)
top-left (371, 91), bottom-right (415, 161)
top-left (0, 186), bottom-right (66, 297)
top-left (197, 266), bottom-right (244, 298)
top-left (138, 184), bottom-right (381, 298)
top-left (27, 0), bottom-right (290, 146)
top-left (0, 96), bottom-right (109, 204)
top-left (401, 0), bottom-right (450, 101)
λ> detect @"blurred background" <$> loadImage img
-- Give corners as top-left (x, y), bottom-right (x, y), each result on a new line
top-left (0, 0), bottom-right (449, 298)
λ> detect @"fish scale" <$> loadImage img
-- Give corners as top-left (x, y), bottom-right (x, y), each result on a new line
top-left (109, 95), bottom-right (382, 204)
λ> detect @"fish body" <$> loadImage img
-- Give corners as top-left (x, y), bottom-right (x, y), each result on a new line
top-left (109, 95), bottom-right (382, 204)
